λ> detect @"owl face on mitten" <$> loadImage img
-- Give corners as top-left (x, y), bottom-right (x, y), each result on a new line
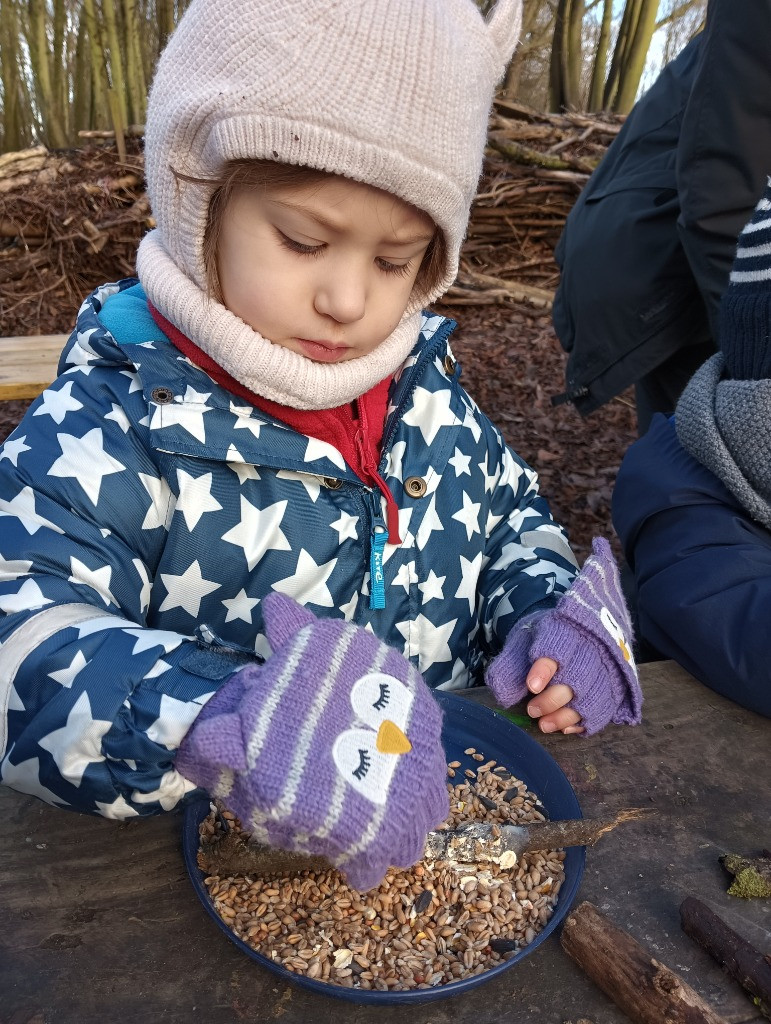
top-left (181, 592), bottom-right (449, 888)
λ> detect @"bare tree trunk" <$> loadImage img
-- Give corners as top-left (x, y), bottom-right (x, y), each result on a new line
top-left (72, 9), bottom-right (92, 134)
top-left (101, 0), bottom-right (129, 129)
top-left (603, 0), bottom-right (638, 110)
top-left (613, 0), bottom-right (659, 112)
top-left (26, 0), bottom-right (69, 148)
top-left (588, 0), bottom-right (613, 110)
top-left (565, 0), bottom-right (585, 108)
top-left (0, 0), bottom-right (24, 150)
top-left (82, 0), bottom-right (113, 133)
top-left (549, 0), bottom-right (585, 111)
top-left (502, 0), bottom-right (551, 100)
top-left (548, 0), bottom-right (567, 110)
top-left (122, 0), bottom-right (148, 124)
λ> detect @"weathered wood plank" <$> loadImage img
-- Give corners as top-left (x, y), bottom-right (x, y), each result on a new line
top-left (0, 333), bottom-right (67, 400)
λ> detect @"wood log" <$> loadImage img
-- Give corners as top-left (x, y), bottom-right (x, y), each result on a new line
top-left (455, 268), bottom-right (554, 309)
top-left (77, 125), bottom-right (145, 139)
top-left (488, 135), bottom-right (598, 174)
top-left (561, 901), bottom-right (729, 1024)
top-left (0, 146), bottom-right (48, 175)
top-left (680, 896), bottom-right (771, 1020)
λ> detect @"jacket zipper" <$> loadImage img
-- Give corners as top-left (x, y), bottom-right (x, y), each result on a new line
top-left (352, 399), bottom-right (401, 610)
top-left (361, 318), bottom-right (456, 611)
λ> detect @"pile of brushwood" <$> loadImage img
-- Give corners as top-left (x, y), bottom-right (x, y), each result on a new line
top-left (0, 103), bottom-right (635, 560)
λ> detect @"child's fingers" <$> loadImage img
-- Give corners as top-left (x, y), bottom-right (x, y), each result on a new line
top-left (527, 681), bottom-right (572, 717)
top-left (537, 707), bottom-right (584, 735)
top-left (526, 656), bottom-right (558, 694)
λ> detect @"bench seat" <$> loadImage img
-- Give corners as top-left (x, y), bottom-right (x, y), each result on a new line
top-left (0, 334), bottom-right (68, 401)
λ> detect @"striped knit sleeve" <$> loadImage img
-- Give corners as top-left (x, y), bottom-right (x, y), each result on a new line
top-left (720, 177), bottom-right (771, 380)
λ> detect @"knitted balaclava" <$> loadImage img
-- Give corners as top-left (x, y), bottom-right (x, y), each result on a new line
top-left (136, 0), bottom-right (522, 410)
top-left (676, 178), bottom-right (771, 527)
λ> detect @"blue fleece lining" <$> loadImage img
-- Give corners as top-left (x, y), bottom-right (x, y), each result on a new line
top-left (100, 282), bottom-right (169, 345)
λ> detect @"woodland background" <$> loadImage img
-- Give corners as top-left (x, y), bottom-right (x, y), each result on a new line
top-left (0, 0), bottom-right (707, 558)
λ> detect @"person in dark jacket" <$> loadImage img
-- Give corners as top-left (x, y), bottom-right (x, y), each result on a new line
top-left (613, 181), bottom-right (771, 718)
top-left (552, 0), bottom-right (771, 434)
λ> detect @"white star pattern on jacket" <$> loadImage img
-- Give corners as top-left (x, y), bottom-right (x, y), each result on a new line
top-left (174, 469), bottom-right (223, 531)
top-left (0, 280), bottom-right (578, 820)
top-left (159, 560), bottom-right (221, 617)
top-left (0, 435), bottom-right (31, 466)
top-left (0, 485), bottom-right (64, 535)
top-left (32, 381), bottom-right (84, 424)
top-left (149, 386), bottom-right (214, 443)
top-left (38, 692), bottom-right (112, 787)
top-left (48, 428), bottom-right (126, 505)
top-left (221, 497), bottom-right (291, 569)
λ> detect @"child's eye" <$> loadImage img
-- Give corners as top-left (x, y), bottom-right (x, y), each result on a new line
top-left (372, 682), bottom-right (390, 710)
top-left (352, 748), bottom-right (371, 780)
top-left (277, 230), bottom-right (324, 257)
top-left (376, 257), bottom-right (413, 278)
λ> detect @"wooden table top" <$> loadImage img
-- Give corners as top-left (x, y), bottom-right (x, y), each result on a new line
top-left (2, 660), bottom-right (769, 1024)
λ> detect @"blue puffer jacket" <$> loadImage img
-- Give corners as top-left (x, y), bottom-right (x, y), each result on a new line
top-left (613, 413), bottom-right (771, 717)
top-left (0, 280), bottom-right (578, 817)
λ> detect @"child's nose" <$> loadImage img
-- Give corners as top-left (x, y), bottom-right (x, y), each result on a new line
top-left (314, 269), bottom-right (366, 324)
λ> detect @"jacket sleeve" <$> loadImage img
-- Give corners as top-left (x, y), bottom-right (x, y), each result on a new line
top-left (612, 414), bottom-right (771, 718)
top-left (474, 434), bottom-right (578, 656)
top-left (676, 0), bottom-right (771, 336)
top-left (0, 365), bottom-right (250, 818)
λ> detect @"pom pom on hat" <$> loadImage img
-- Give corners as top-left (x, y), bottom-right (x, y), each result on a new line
top-left (720, 177), bottom-right (771, 380)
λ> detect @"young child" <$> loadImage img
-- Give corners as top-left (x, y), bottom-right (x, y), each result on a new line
top-left (0, 0), bottom-right (640, 889)
top-left (613, 180), bottom-right (771, 719)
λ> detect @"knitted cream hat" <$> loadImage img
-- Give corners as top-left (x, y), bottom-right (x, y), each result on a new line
top-left (137, 0), bottom-right (521, 409)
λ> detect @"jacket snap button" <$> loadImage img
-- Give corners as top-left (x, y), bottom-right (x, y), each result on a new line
top-left (404, 476), bottom-right (427, 498)
top-left (151, 386), bottom-right (174, 404)
top-left (323, 477), bottom-right (343, 490)
top-left (443, 355), bottom-right (457, 376)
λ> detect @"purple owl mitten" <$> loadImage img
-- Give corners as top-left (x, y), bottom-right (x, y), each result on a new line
top-left (176, 592), bottom-right (449, 891)
top-left (485, 538), bottom-right (642, 735)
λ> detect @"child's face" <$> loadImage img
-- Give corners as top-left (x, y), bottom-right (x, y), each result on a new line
top-left (216, 175), bottom-right (436, 362)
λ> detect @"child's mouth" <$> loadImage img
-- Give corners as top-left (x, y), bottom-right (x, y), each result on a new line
top-left (295, 338), bottom-right (349, 363)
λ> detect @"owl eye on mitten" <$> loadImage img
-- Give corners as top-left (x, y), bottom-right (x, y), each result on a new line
top-left (485, 538), bottom-right (642, 735)
top-left (175, 592), bottom-right (449, 891)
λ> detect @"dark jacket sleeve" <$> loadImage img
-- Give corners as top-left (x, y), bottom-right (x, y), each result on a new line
top-left (612, 414), bottom-right (771, 718)
top-left (551, 36), bottom-right (710, 414)
top-left (676, 0), bottom-right (771, 337)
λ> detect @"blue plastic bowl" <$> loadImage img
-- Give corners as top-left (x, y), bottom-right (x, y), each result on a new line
top-left (182, 691), bottom-right (585, 1004)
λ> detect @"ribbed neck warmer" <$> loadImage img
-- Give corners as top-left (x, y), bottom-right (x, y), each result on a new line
top-left (676, 178), bottom-right (771, 527)
top-left (676, 354), bottom-right (771, 529)
top-left (137, 234), bottom-right (422, 409)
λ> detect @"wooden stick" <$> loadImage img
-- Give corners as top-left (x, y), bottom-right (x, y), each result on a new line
top-left (561, 901), bottom-right (729, 1024)
top-left (198, 829), bottom-right (333, 878)
top-left (198, 808), bottom-right (652, 878)
top-left (680, 896), bottom-right (771, 1020)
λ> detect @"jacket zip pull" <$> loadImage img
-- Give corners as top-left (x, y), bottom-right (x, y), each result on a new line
top-left (369, 514), bottom-right (388, 610)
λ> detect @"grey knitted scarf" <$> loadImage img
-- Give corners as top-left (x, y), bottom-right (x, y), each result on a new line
top-left (676, 352), bottom-right (771, 530)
